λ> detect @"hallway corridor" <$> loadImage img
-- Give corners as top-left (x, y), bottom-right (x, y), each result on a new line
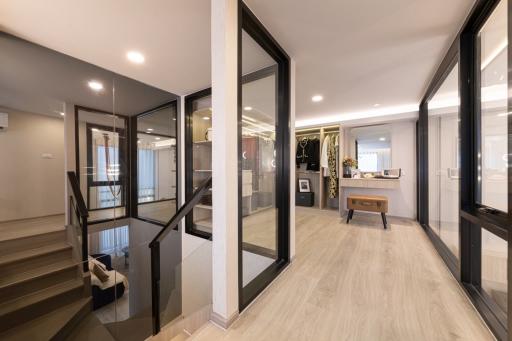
top-left (189, 208), bottom-right (494, 341)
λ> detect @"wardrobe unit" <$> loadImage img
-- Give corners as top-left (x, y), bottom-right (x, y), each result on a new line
top-left (295, 124), bottom-right (343, 211)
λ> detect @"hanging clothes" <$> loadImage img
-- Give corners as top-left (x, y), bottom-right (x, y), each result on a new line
top-left (296, 138), bottom-right (309, 167)
top-left (327, 135), bottom-right (338, 198)
top-left (320, 135), bottom-right (330, 176)
top-left (306, 138), bottom-right (320, 171)
top-left (296, 137), bottom-right (320, 171)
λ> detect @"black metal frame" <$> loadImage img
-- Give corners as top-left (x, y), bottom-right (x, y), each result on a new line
top-left (238, 1), bottom-right (291, 310)
top-left (130, 100), bottom-right (179, 227)
top-left (74, 105), bottom-right (130, 223)
top-left (417, 0), bottom-right (510, 339)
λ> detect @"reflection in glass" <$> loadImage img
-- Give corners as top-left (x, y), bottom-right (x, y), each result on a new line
top-left (189, 95), bottom-right (213, 234)
top-left (478, 0), bottom-right (508, 212)
top-left (350, 125), bottom-right (391, 172)
top-left (482, 228), bottom-right (508, 312)
top-left (241, 30), bottom-right (278, 287)
top-left (77, 108), bottom-right (127, 222)
top-left (137, 104), bottom-right (177, 223)
top-left (427, 63), bottom-right (460, 259)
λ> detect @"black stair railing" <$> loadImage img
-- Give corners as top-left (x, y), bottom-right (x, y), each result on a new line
top-left (67, 171), bottom-right (89, 272)
top-left (149, 175), bottom-right (212, 335)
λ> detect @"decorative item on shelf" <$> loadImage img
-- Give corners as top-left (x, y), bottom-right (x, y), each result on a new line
top-left (205, 128), bottom-right (213, 141)
top-left (298, 178), bottom-right (311, 192)
top-left (342, 157), bottom-right (357, 178)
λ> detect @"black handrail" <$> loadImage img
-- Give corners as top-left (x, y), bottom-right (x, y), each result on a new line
top-left (67, 171), bottom-right (89, 272)
top-left (67, 172), bottom-right (88, 219)
top-left (149, 175), bottom-right (212, 335)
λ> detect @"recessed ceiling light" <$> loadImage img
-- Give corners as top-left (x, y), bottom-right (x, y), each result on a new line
top-left (244, 106), bottom-right (253, 111)
top-left (88, 80), bottom-right (103, 91)
top-left (373, 103), bottom-right (381, 107)
top-left (59, 112), bottom-right (65, 116)
top-left (91, 128), bottom-right (100, 132)
top-left (127, 51), bottom-right (145, 64)
top-left (172, 118), bottom-right (176, 121)
top-left (312, 95), bottom-right (323, 102)
top-left (137, 140), bottom-right (141, 144)
top-left (379, 137), bottom-right (386, 141)
top-left (203, 116), bottom-right (210, 120)
top-left (147, 128), bottom-right (154, 131)
top-left (155, 137), bottom-right (161, 140)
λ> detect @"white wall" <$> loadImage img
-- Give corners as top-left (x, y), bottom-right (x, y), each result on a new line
top-left (0, 109), bottom-right (65, 222)
top-left (342, 120), bottom-right (417, 219)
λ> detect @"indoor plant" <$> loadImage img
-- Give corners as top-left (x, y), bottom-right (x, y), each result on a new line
top-left (342, 157), bottom-right (357, 178)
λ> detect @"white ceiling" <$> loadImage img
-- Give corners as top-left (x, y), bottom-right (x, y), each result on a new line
top-left (0, 0), bottom-right (476, 125)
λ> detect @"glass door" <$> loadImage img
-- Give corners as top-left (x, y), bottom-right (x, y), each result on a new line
top-left (427, 63), bottom-right (460, 259)
top-left (239, 3), bottom-right (290, 309)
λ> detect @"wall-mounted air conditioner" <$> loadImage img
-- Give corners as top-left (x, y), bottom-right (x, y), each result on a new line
top-left (0, 113), bottom-right (7, 131)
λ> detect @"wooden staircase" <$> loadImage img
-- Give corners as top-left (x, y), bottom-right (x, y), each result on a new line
top-left (0, 227), bottom-right (94, 340)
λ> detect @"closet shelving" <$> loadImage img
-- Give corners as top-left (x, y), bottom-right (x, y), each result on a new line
top-left (295, 124), bottom-right (343, 210)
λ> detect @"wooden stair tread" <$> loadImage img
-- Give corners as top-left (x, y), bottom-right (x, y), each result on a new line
top-left (0, 297), bottom-right (91, 341)
top-left (0, 242), bottom-right (71, 266)
top-left (0, 258), bottom-right (77, 288)
top-left (0, 279), bottom-right (83, 316)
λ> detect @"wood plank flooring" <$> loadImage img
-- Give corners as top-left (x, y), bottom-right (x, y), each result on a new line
top-left (188, 207), bottom-right (495, 341)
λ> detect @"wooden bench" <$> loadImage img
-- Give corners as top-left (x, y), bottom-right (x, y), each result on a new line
top-left (346, 194), bottom-right (389, 229)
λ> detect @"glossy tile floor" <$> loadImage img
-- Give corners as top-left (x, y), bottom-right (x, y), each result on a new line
top-left (188, 207), bottom-right (495, 341)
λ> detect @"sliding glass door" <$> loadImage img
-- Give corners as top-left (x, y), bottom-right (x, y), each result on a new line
top-left (427, 63), bottom-right (460, 259)
top-left (418, 0), bottom-right (510, 338)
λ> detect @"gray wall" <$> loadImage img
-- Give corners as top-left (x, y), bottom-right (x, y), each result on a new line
top-left (0, 108), bottom-right (65, 221)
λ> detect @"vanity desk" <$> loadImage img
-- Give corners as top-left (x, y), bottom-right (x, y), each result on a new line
top-left (339, 177), bottom-right (400, 216)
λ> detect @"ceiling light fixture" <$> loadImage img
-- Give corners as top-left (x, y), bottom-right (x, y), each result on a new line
top-left (127, 51), bottom-right (145, 64)
top-left (203, 116), bottom-right (210, 120)
top-left (91, 128), bottom-right (100, 132)
top-left (373, 103), bottom-right (380, 107)
top-left (379, 137), bottom-right (386, 141)
top-left (312, 95), bottom-right (323, 102)
top-left (155, 137), bottom-right (161, 140)
top-left (88, 80), bottom-right (103, 91)
top-left (244, 106), bottom-right (253, 111)
top-left (60, 112), bottom-right (65, 116)
top-left (147, 128), bottom-right (154, 131)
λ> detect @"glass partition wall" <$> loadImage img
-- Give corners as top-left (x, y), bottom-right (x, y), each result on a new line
top-left (418, 0), bottom-right (510, 339)
top-left (239, 3), bottom-right (290, 309)
top-left (185, 89), bottom-right (213, 238)
top-left (135, 103), bottom-right (178, 225)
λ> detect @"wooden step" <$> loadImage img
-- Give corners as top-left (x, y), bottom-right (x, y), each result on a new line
top-left (0, 230), bottom-right (66, 256)
top-left (0, 259), bottom-right (79, 302)
top-left (0, 297), bottom-right (92, 341)
top-left (0, 243), bottom-right (73, 277)
top-left (0, 278), bottom-right (85, 332)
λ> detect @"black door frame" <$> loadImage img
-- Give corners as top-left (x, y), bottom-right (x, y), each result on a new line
top-left (417, 0), bottom-right (510, 339)
top-left (129, 100), bottom-right (180, 227)
top-left (237, 1), bottom-right (291, 310)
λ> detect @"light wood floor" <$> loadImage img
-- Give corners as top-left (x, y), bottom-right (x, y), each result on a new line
top-left (188, 207), bottom-right (495, 341)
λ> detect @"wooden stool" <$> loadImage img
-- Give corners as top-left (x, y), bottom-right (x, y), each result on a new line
top-left (346, 194), bottom-right (389, 229)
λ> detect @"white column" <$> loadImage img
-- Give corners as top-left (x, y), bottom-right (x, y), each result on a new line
top-left (211, 0), bottom-right (239, 327)
top-left (289, 59), bottom-right (296, 260)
